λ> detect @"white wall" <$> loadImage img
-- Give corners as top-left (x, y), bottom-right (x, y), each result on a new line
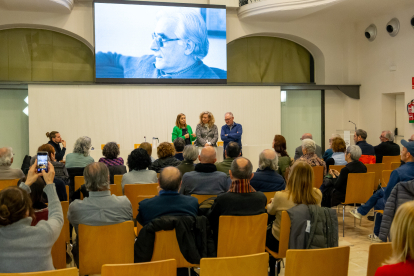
top-left (28, 85), bottom-right (281, 170)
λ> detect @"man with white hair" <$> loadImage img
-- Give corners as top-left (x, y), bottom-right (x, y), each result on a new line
top-left (0, 147), bottom-right (25, 180)
top-left (295, 139), bottom-right (326, 175)
top-left (250, 149), bottom-right (285, 192)
top-left (220, 112), bottom-right (243, 159)
top-left (96, 8), bottom-right (225, 79)
top-left (374, 130), bottom-right (400, 163)
top-left (294, 133), bottom-right (322, 160)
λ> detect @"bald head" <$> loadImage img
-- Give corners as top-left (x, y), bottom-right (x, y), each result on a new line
top-left (159, 166), bottom-right (182, 191)
top-left (199, 146), bottom-right (217, 164)
top-left (302, 133), bottom-right (313, 140)
top-left (230, 157), bottom-right (253, 180)
top-left (411, 134), bottom-right (414, 141)
top-left (259, 149), bottom-right (278, 171)
top-left (0, 147), bottom-right (13, 166)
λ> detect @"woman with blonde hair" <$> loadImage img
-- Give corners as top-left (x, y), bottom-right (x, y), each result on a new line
top-left (375, 201), bottom-right (414, 275)
top-left (172, 113), bottom-right (196, 145)
top-left (266, 161), bottom-right (322, 275)
top-left (195, 111), bottom-right (218, 148)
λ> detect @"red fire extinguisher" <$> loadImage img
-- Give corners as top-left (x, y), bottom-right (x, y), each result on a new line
top-left (408, 100), bottom-right (414, 123)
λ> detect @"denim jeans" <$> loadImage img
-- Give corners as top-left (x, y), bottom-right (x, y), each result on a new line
top-left (357, 189), bottom-right (385, 236)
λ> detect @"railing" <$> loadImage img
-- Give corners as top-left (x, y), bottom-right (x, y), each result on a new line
top-left (239, 0), bottom-right (262, 7)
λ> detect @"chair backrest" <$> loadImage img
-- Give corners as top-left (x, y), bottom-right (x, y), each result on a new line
top-left (0, 268), bottom-right (79, 276)
top-left (382, 170), bottom-right (392, 188)
top-left (217, 213), bottom-right (268, 257)
top-left (157, 173), bottom-right (160, 178)
top-left (109, 184), bottom-right (120, 196)
top-left (74, 176), bottom-right (85, 199)
top-left (65, 185), bottom-right (69, 199)
top-left (390, 162), bottom-right (401, 170)
top-left (365, 163), bottom-right (385, 188)
top-left (285, 246), bottom-right (350, 276)
top-left (366, 243), bottom-right (392, 276)
top-left (262, 192), bottom-right (276, 205)
top-left (152, 229), bottom-right (198, 267)
top-left (0, 178), bottom-right (19, 190)
top-left (200, 253), bottom-right (269, 276)
top-left (266, 211), bottom-right (291, 259)
top-left (343, 172), bottom-right (375, 204)
top-left (135, 195), bottom-right (155, 231)
top-left (330, 165), bottom-right (345, 172)
top-left (382, 156), bottom-right (401, 170)
top-left (114, 175), bottom-right (123, 195)
top-left (124, 184), bottom-right (158, 217)
top-left (51, 201), bottom-right (69, 269)
top-left (101, 259), bottom-right (176, 276)
top-left (312, 166), bottom-right (324, 189)
top-left (67, 167), bottom-right (85, 198)
top-left (191, 194), bottom-right (217, 204)
top-left (79, 221), bottom-right (135, 276)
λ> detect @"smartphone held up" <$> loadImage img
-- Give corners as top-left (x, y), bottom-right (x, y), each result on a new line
top-left (37, 151), bottom-right (48, 173)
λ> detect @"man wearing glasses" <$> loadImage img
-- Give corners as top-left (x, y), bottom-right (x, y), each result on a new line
top-left (96, 8), bottom-right (225, 79)
top-left (293, 133), bottom-right (322, 160)
top-left (374, 130), bottom-right (401, 163)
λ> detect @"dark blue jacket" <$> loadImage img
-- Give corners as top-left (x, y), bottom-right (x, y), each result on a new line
top-left (48, 140), bottom-right (66, 162)
top-left (356, 141), bottom-right (375, 156)
top-left (137, 190), bottom-right (198, 226)
top-left (220, 122), bottom-right (243, 151)
top-left (250, 168), bottom-right (286, 192)
top-left (383, 162), bottom-right (414, 202)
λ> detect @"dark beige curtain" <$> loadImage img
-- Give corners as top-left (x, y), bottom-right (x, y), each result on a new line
top-left (0, 29), bottom-right (93, 82)
top-left (227, 36), bottom-right (311, 83)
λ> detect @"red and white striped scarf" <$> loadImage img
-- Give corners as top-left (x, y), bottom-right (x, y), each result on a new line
top-left (228, 179), bottom-right (256, 193)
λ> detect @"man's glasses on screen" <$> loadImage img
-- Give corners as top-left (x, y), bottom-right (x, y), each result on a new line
top-left (152, 33), bottom-right (180, 48)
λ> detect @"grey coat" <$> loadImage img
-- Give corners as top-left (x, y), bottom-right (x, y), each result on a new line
top-left (379, 180), bottom-right (414, 242)
top-left (287, 204), bottom-right (338, 250)
top-left (195, 124), bottom-right (218, 147)
top-left (294, 144), bottom-right (323, 160)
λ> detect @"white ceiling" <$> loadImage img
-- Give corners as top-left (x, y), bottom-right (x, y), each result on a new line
top-left (0, 0), bottom-right (74, 13)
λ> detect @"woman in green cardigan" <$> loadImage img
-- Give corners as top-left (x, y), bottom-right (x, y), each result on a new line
top-left (172, 113), bottom-right (196, 145)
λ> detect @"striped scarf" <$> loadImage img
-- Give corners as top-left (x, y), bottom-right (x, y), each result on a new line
top-left (228, 179), bottom-right (256, 193)
top-left (99, 157), bottom-right (124, 167)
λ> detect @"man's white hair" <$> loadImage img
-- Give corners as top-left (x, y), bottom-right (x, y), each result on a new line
top-left (156, 8), bottom-right (209, 60)
top-left (0, 147), bottom-right (13, 166)
top-left (225, 112), bottom-right (233, 117)
top-left (302, 139), bottom-right (316, 154)
top-left (382, 130), bottom-right (394, 142)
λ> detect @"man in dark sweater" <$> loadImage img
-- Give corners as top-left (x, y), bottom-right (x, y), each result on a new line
top-left (354, 129), bottom-right (375, 155)
top-left (374, 130), bottom-right (400, 163)
top-left (250, 149), bottom-right (285, 192)
top-left (207, 157), bottom-right (267, 245)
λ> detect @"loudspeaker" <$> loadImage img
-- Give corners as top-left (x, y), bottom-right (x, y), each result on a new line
top-left (365, 24), bottom-right (377, 41)
top-left (386, 18), bottom-right (400, 37)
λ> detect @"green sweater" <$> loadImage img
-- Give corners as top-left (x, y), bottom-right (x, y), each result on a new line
top-left (172, 125), bottom-right (196, 142)
top-left (278, 156), bottom-right (292, 178)
top-left (215, 157), bottom-right (236, 176)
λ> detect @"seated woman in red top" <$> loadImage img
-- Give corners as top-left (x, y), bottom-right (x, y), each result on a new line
top-left (375, 201), bottom-right (414, 276)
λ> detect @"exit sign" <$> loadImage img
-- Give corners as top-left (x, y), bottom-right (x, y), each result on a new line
top-left (412, 77), bottom-right (414, 89)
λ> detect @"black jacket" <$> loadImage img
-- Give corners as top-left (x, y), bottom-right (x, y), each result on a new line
top-left (356, 141), bottom-right (375, 156)
top-left (108, 165), bottom-right (127, 184)
top-left (48, 140), bottom-right (66, 162)
top-left (134, 215), bottom-right (215, 264)
top-left (374, 141), bottom-right (400, 164)
top-left (149, 156), bottom-right (181, 173)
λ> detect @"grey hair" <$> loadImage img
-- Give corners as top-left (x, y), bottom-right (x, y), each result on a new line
top-left (258, 151), bottom-right (279, 171)
top-left (383, 130), bottom-right (394, 142)
top-left (183, 145), bottom-right (198, 161)
top-left (301, 139), bottom-right (316, 154)
top-left (84, 162), bottom-right (110, 191)
top-left (346, 145), bottom-right (362, 161)
top-left (156, 8), bottom-right (209, 60)
top-left (356, 129), bottom-right (367, 140)
top-left (225, 112), bottom-right (234, 117)
top-left (0, 147), bottom-right (13, 166)
top-left (73, 136), bottom-right (92, 157)
top-left (230, 157), bottom-right (253, 179)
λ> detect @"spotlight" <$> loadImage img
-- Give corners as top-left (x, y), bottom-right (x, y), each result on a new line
top-left (365, 24), bottom-right (377, 41)
top-left (386, 18), bottom-right (400, 37)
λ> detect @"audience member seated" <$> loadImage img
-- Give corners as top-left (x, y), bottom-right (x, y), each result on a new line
top-left (325, 137), bottom-right (348, 171)
top-left (250, 149), bottom-right (285, 192)
top-left (46, 131), bottom-right (66, 162)
top-left (266, 161), bottom-right (322, 275)
top-left (321, 145), bottom-right (366, 207)
top-left (121, 148), bottom-right (158, 194)
top-left (29, 178), bottom-right (49, 226)
top-left (137, 167), bottom-right (198, 226)
top-left (0, 161), bottom-right (63, 273)
top-left (215, 141), bottom-right (241, 176)
top-left (0, 147), bottom-right (25, 180)
top-left (375, 201), bottom-right (414, 276)
top-left (149, 142), bottom-right (181, 173)
top-left (139, 142), bottom-right (155, 162)
top-left (295, 139), bottom-right (326, 176)
top-left (350, 140), bottom-right (414, 241)
top-left (272, 135), bottom-right (292, 178)
top-left (294, 133), bottom-right (322, 160)
top-left (354, 129), bottom-right (376, 164)
top-left (323, 134), bottom-right (341, 161)
top-left (99, 142), bottom-right (124, 166)
top-left (374, 130), bottom-right (400, 164)
top-left (180, 146), bottom-right (229, 195)
top-left (68, 162), bottom-right (132, 266)
top-left (207, 157), bottom-right (267, 245)
top-left (176, 145), bottom-right (198, 175)
top-left (173, 137), bottom-right (185, 161)
top-left (65, 136), bottom-right (94, 168)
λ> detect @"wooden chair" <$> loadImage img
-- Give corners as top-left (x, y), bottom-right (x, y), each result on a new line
top-left (157, 173), bottom-right (160, 178)
top-left (330, 165), bottom-right (345, 172)
top-left (191, 194), bottom-right (217, 204)
top-left (101, 144), bottom-right (120, 150)
top-left (65, 185), bottom-right (69, 200)
top-left (200, 253), bottom-right (269, 276)
top-left (263, 192), bottom-right (276, 204)
top-left (135, 195), bottom-right (155, 235)
top-left (312, 166), bottom-right (324, 189)
top-left (266, 211), bottom-right (291, 270)
top-left (102, 259), bottom-right (177, 276)
top-left (217, 141), bottom-right (224, 147)
top-left (79, 221), bottom-right (135, 276)
top-left (382, 156), bottom-right (401, 170)
top-left (51, 201), bottom-right (70, 269)
top-left (217, 213), bottom-right (267, 257)
top-left (340, 172), bottom-right (375, 237)
top-left (382, 170), bottom-right (392, 188)
top-left (365, 163), bottom-right (385, 189)
top-left (114, 175), bottom-right (123, 195)
top-left (74, 176), bottom-right (85, 199)
top-left (152, 229), bottom-right (199, 269)
top-left (124, 184), bottom-right (158, 217)
top-left (0, 268), bottom-right (78, 275)
top-left (366, 243), bottom-right (392, 276)
top-left (284, 246), bottom-right (350, 276)
top-left (390, 162), bottom-right (400, 170)
top-left (0, 178), bottom-right (20, 190)
top-left (109, 184), bottom-right (121, 196)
